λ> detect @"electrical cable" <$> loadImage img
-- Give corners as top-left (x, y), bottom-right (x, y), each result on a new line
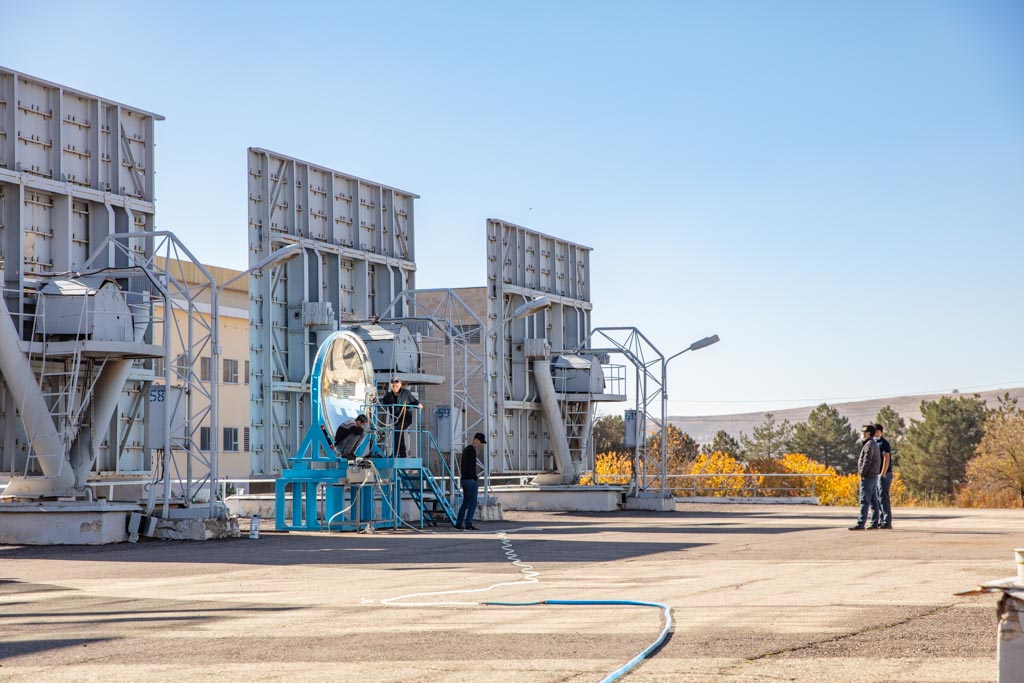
top-left (484, 599), bottom-right (672, 683)
top-left (379, 527), bottom-right (672, 680)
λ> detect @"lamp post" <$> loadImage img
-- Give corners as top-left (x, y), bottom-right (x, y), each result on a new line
top-left (659, 334), bottom-right (720, 496)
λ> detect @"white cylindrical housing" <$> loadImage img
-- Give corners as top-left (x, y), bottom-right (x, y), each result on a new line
top-left (532, 359), bottom-right (574, 484)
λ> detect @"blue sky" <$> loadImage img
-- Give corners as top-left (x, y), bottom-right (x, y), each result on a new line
top-left (4, 0), bottom-right (1022, 416)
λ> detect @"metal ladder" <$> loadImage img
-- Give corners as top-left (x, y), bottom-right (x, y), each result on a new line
top-left (397, 466), bottom-right (457, 527)
top-left (562, 398), bottom-right (592, 467)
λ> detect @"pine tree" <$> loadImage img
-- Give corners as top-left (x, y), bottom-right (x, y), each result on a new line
top-left (789, 403), bottom-right (860, 473)
top-left (874, 405), bottom-right (906, 456)
top-left (739, 412), bottom-right (793, 461)
top-left (706, 430), bottom-right (743, 459)
top-left (901, 395), bottom-right (987, 496)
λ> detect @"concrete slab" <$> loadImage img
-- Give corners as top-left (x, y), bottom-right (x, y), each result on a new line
top-left (492, 485), bottom-right (623, 511)
top-left (0, 500), bottom-right (140, 545)
top-left (0, 503), bottom-right (1016, 681)
top-left (624, 493), bottom-right (676, 511)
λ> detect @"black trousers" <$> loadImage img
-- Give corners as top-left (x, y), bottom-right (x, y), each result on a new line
top-left (392, 427), bottom-right (408, 457)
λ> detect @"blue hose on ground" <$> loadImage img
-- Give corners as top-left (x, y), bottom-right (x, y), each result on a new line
top-left (484, 599), bottom-right (672, 682)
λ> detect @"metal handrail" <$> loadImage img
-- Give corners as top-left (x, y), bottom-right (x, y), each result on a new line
top-left (664, 472), bottom-right (833, 498)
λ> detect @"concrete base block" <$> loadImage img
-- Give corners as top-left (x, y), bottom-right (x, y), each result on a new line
top-left (0, 501), bottom-right (140, 545)
top-left (152, 515), bottom-right (240, 541)
top-left (677, 496), bottom-right (819, 505)
top-left (474, 497), bottom-right (504, 521)
top-left (491, 485), bottom-right (623, 512)
top-left (226, 493), bottom-right (436, 527)
top-left (225, 494), bottom-right (277, 520)
top-left (624, 495), bottom-right (676, 511)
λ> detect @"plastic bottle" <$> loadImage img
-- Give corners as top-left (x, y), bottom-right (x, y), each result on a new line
top-left (249, 513), bottom-right (260, 539)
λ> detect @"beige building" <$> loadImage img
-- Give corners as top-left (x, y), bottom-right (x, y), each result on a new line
top-left (153, 258), bottom-right (253, 480)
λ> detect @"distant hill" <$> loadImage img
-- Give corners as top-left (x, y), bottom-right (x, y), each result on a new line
top-left (667, 387), bottom-right (1024, 445)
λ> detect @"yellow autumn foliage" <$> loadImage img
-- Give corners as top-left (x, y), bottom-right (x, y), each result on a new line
top-left (583, 449), bottom-right (913, 507)
top-left (579, 451), bottom-right (633, 486)
top-left (682, 451), bottom-right (748, 497)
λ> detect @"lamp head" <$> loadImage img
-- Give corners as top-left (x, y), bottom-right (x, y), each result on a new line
top-left (688, 334), bottom-right (720, 352)
top-left (252, 243), bottom-right (303, 272)
top-left (511, 295), bottom-right (552, 319)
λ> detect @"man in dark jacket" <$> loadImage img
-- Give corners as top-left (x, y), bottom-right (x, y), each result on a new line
top-left (875, 424), bottom-right (894, 529)
top-left (454, 433), bottom-right (485, 530)
top-left (850, 424), bottom-right (881, 530)
top-left (379, 377), bottom-right (422, 457)
top-left (333, 414), bottom-right (368, 459)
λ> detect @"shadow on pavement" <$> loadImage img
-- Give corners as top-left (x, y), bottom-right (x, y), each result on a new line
top-left (0, 638), bottom-right (114, 659)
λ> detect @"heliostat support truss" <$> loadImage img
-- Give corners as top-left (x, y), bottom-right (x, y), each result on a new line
top-left (81, 231), bottom-right (223, 518)
top-left (380, 288), bottom-right (488, 492)
top-left (577, 327), bottom-right (667, 496)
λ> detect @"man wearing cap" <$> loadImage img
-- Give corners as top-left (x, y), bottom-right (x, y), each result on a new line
top-left (849, 424), bottom-right (881, 530)
top-left (380, 377), bottom-right (422, 457)
top-left (455, 432), bottom-right (486, 530)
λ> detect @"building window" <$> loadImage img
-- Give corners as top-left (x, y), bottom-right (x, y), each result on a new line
top-left (223, 427), bottom-right (238, 452)
top-left (153, 357), bottom-right (165, 377)
top-left (243, 427), bottom-right (250, 452)
top-left (200, 426), bottom-right (211, 452)
top-left (244, 360), bottom-right (250, 385)
top-left (224, 358), bottom-right (239, 384)
top-left (175, 354), bottom-right (189, 380)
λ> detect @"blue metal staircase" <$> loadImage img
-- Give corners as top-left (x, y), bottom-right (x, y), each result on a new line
top-left (397, 466), bottom-right (456, 527)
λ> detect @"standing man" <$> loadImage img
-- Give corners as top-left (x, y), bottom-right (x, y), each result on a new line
top-left (875, 423), bottom-right (894, 529)
top-left (380, 377), bottom-right (422, 457)
top-left (849, 424), bottom-right (881, 530)
top-left (455, 432), bottom-right (486, 530)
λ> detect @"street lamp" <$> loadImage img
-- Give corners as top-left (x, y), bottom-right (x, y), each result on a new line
top-left (510, 295), bottom-right (553, 319)
top-left (219, 243), bottom-right (304, 290)
top-left (659, 333), bottom-right (720, 496)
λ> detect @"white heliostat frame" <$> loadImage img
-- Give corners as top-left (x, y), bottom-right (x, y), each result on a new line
top-left (247, 148), bottom-right (418, 475)
top-left (0, 66), bottom-right (161, 481)
top-left (486, 218), bottom-right (592, 474)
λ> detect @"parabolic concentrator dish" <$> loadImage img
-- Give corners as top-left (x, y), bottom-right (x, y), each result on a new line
top-left (311, 330), bottom-right (376, 438)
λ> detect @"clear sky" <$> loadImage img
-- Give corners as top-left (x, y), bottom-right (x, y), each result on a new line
top-left (4, 0), bottom-right (1022, 416)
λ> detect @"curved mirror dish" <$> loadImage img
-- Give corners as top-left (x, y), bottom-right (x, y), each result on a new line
top-left (315, 332), bottom-right (375, 436)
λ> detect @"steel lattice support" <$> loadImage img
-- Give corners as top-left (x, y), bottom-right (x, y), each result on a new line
top-left (82, 231), bottom-right (223, 517)
top-left (577, 327), bottom-right (667, 495)
top-left (380, 287), bottom-right (489, 496)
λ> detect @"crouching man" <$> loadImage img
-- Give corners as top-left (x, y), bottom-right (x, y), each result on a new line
top-left (334, 414), bottom-right (369, 459)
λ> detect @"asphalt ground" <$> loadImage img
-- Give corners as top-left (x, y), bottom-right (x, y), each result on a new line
top-left (0, 503), bottom-right (1018, 682)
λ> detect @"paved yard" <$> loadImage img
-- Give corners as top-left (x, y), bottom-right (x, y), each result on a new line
top-left (0, 503), bottom-right (1018, 681)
